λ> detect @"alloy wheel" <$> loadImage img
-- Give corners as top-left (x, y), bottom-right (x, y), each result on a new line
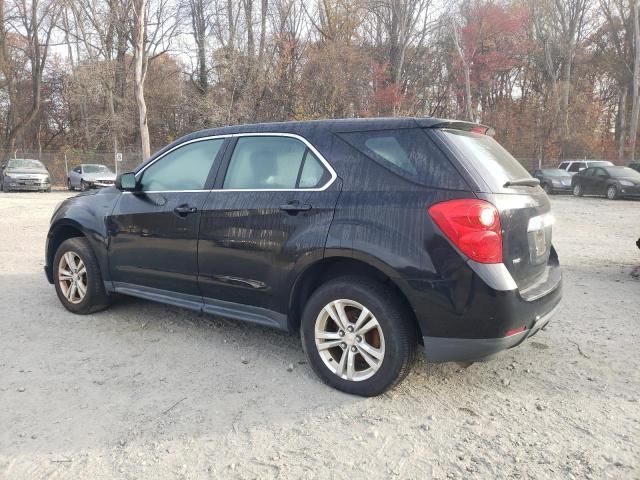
top-left (314, 299), bottom-right (385, 382)
top-left (607, 186), bottom-right (617, 200)
top-left (57, 251), bottom-right (88, 304)
top-left (573, 184), bottom-right (581, 196)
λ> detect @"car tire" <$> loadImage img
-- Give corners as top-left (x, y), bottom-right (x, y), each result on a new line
top-left (607, 185), bottom-right (619, 200)
top-left (573, 184), bottom-right (583, 197)
top-left (53, 237), bottom-right (111, 314)
top-left (300, 276), bottom-right (416, 397)
top-left (80, 180), bottom-right (89, 192)
top-left (67, 179), bottom-right (74, 191)
top-left (542, 183), bottom-right (552, 194)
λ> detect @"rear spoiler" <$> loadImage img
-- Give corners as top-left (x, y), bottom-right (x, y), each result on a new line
top-left (416, 118), bottom-right (495, 137)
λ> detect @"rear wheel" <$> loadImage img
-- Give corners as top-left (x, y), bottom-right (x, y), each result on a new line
top-left (67, 179), bottom-right (74, 191)
top-left (301, 276), bottom-right (416, 396)
top-left (53, 237), bottom-right (111, 314)
top-left (573, 184), bottom-right (583, 197)
top-left (607, 185), bottom-right (619, 200)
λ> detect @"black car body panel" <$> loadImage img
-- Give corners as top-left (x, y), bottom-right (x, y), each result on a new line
top-left (45, 117), bottom-right (562, 363)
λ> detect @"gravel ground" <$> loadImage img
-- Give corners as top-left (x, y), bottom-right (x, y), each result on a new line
top-left (0, 191), bottom-right (638, 479)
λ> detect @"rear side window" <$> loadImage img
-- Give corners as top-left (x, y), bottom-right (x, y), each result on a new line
top-left (223, 136), bottom-right (330, 190)
top-left (438, 129), bottom-right (530, 192)
top-left (338, 128), bottom-right (467, 189)
top-left (568, 162), bottom-right (585, 172)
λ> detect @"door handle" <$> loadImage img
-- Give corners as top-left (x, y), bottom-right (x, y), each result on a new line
top-left (279, 201), bottom-right (312, 214)
top-left (174, 204), bottom-right (198, 216)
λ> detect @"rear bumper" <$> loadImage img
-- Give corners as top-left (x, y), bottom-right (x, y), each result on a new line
top-left (422, 300), bottom-right (559, 363)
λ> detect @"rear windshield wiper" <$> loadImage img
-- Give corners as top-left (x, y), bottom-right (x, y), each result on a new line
top-left (503, 178), bottom-right (541, 188)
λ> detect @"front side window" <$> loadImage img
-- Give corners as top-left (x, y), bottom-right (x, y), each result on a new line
top-left (223, 136), bottom-right (330, 190)
top-left (558, 162), bottom-right (569, 169)
top-left (139, 139), bottom-right (224, 191)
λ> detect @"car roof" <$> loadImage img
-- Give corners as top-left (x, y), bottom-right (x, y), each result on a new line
top-left (175, 116), bottom-right (487, 141)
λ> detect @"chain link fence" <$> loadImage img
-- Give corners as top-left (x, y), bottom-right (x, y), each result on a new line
top-left (1, 151), bottom-right (143, 187)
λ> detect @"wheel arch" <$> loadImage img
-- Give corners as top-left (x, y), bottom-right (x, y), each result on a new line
top-left (46, 221), bottom-right (88, 283)
top-left (288, 255), bottom-right (421, 338)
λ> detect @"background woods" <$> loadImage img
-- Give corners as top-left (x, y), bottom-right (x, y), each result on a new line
top-left (2, 0), bottom-right (640, 169)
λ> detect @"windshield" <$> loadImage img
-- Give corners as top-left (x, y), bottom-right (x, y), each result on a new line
top-left (83, 164), bottom-right (112, 174)
top-left (7, 159), bottom-right (45, 169)
top-left (541, 169), bottom-right (569, 177)
top-left (607, 167), bottom-right (640, 179)
top-left (439, 129), bottom-right (531, 192)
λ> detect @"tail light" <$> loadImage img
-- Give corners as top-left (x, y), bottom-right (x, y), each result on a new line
top-left (428, 199), bottom-right (502, 263)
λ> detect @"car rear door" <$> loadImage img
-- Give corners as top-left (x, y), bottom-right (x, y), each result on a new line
top-left (107, 137), bottom-right (227, 298)
top-left (197, 133), bottom-right (340, 327)
top-left (576, 168), bottom-right (593, 193)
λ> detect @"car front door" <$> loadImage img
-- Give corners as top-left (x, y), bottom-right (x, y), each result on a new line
top-left (197, 134), bottom-right (340, 327)
top-left (107, 137), bottom-right (227, 299)
top-left (70, 166), bottom-right (82, 188)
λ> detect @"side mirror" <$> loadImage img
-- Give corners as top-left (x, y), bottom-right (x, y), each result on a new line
top-left (1, 163), bottom-right (5, 169)
top-left (116, 172), bottom-right (139, 191)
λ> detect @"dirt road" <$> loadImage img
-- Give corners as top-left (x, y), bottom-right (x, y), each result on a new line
top-left (0, 191), bottom-right (638, 479)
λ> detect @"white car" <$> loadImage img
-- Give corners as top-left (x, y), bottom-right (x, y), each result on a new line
top-left (557, 160), bottom-right (613, 174)
top-left (67, 164), bottom-right (116, 191)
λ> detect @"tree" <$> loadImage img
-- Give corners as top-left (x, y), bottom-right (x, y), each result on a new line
top-left (2, 0), bottom-right (61, 152)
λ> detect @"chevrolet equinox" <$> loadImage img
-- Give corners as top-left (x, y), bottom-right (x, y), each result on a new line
top-left (45, 118), bottom-right (562, 396)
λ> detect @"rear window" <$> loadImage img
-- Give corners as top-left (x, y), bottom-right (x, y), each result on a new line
top-left (438, 129), bottom-right (530, 191)
top-left (338, 128), bottom-right (467, 189)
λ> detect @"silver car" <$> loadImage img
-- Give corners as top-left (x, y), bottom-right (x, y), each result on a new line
top-left (67, 164), bottom-right (116, 191)
top-left (1, 158), bottom-right (51, 192)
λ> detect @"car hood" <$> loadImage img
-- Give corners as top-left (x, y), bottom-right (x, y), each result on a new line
top-left (616, 177), bottom-right (640, 184)
top-left (5, 168), bottom-right (49, 176)
top-left (83, 172), bottom-right (116, 181)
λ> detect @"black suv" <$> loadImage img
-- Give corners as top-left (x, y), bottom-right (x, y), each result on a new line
top-left (45, 118), bottom-right (562, 396)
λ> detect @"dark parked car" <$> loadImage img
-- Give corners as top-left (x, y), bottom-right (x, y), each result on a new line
top-left (1, 158), bottom-right (51, 192)
top-left (44, 118), bottom-right (562, 396)
top-left (532, 168), bottom-right (573, 194)
top-left (571, 166), bottom-right (640, 200)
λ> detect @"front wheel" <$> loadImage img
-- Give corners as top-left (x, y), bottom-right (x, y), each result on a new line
top-left (80, 180), bottom-right (89, 192)
top-left (573, 184), bottom-right (583, 197)
top-left (607, 185), bottom-right (619, 200)
top-left (301, 276), bottom-right (416, 396)
top-left (53, 237), bottom-right (111, 314)
top-left (542, 183), bottom-right (552, 195)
